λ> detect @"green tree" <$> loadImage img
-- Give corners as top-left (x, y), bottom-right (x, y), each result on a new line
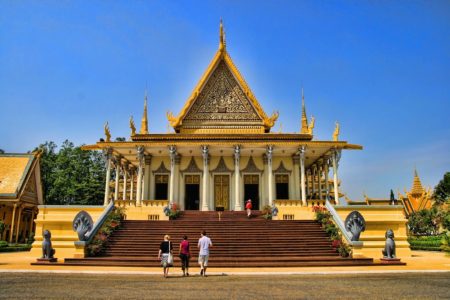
top-left (35, 140), bottom-right (106, 205)
top-left (407, 207), bottom-right (440, 236)
top-left (0, 149), bottom-right (4, 154)
top-left (434, 172), bottom-right (450, 205)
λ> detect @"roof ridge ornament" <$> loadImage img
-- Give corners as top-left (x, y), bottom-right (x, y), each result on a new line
top-left (333, 121), bottom-right (340, 141)
top-left (104, 122), bottom-right (111, 142)
top-left (130, 115), bottom-right (136, 136)
top-left (140, 90), bottom-right (149, 134)
top-left (219, 19), bottom-right (226, 51)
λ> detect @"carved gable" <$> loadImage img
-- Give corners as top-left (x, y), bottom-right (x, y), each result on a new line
top-left (184, 61), bottom-right (261, 123)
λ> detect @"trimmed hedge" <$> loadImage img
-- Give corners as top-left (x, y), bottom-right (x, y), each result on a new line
top-left (0, 241), bottom-right (8, 248)
top-left (0, 244), bottom-right (32, 252)
top-left (408, 235), bottom-right (442, 251)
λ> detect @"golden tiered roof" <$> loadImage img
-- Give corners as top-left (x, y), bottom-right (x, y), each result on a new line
top-left (165, 20), bottom-right (279, 134)
top-left (411, 169), bottom-right (424, 196)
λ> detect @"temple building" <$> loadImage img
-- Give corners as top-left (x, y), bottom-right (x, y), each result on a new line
top-left (0, 152), bottom-right (43, 242)
top-left (398, 169), bottom-right (433, 216)
top-left (83, 22), bottom-right (362, 213)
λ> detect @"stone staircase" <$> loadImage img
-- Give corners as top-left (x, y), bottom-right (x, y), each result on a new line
top-left (64, 211), bottom-right (374, 267)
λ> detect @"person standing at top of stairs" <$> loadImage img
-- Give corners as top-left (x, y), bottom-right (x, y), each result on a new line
top-left (246, 199), bottom-right (253, 218)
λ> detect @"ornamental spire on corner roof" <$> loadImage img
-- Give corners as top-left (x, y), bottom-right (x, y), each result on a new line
top-left (140, 90), bottom-right (149, 134)
top-left (300, 88), bottom-right (309, 134)
top-left (219, 19), bottom-right (226, 51)
top-left (411, 167), bottom-right (424, 196)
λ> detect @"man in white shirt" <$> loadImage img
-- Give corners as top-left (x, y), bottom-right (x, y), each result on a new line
top-left (197, 230), bottom-right (213, 277)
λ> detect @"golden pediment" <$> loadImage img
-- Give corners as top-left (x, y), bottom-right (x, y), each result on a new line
top-left (167, 23), bottom-right (277, 134)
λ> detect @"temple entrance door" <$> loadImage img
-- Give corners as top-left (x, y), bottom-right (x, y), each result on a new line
top-left (185, 175), bottom-right (200, 210)
top-left (244, 175), bottom-right (260, 210)
top-left (214, 175), bottom-right (230, 210)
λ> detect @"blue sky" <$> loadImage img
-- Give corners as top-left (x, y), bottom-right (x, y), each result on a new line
top-left (0, 1), bottom-right (449, 199)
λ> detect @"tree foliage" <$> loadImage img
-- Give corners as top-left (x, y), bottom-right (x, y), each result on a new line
top-left (0, 149), bottom-right (4, 154)
top-left (35, 140), bottom-right (106, 205)
top-left (434, 172), bottom-right (450, 205)
top-left (407, 207), bottom-right (440, 236)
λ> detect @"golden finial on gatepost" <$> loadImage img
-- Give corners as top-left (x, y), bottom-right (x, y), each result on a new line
top-left (104, 121), bottom-right (111, 142)
top-left (140, 90), bottom-right (149, 134)
top-left (333, 121), bottom-right (340, 141)
top-left (219, 19), bottom-right (226, 51)
top-left (129, 115), bottom-right (136, 136)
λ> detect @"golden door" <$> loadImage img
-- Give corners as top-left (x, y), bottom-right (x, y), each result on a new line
top-left (214, 175), bottom-right (230, 210)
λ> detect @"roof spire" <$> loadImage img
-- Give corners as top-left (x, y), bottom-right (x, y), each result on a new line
top-left (219, 19), bottom-right (226, 51)
top-left (411, 167), bottom-right (424, 195)
top-left (140, 90), bottom-right (149, 134)
top-left (300, 88), bottom-right (309, 134)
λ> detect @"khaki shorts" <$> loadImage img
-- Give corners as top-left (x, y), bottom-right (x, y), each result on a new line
top-left (198, 254), bottom-right (209, 266)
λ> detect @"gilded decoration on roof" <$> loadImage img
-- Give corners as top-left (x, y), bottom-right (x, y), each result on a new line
top-left (210, 157), bottom-right (233, 173)
top-left (180, 157), bottom-right (202, 174)
top-left (241, 156), bottom-right (263, 174)
top-left (273, 160), bottom-right (292, 174)
top-left (152, 161), bottom-right (170, 174)
top-left (184, 61), bottom-right (260, 122)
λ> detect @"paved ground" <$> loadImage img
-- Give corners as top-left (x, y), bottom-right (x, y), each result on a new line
top-left (0, 272), bottom-right (449, 299)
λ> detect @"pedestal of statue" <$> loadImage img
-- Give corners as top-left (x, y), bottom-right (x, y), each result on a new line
top-left (380, 257), bottom-right (402, 264)
top-left (36, 257), bottom-right (58, 263)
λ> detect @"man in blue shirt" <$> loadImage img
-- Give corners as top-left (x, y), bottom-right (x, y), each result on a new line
top-left (197, 230), bottom-right (213, 277)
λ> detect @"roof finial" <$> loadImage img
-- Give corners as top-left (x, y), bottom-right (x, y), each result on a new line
top-left (140, 89), bottom-right (149, 134)
top-left (219, 19), bottom-right (226, 51)
top-left (300, 87), bottom-right (309, 134)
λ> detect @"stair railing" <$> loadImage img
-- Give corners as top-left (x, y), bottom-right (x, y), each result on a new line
top-left (84, 200), bottom-right (115, 244)
top-left (325, 200), bottom-right (363, 247)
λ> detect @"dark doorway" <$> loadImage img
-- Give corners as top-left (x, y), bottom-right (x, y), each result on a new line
top-left (185, 175), bottom-right (200, 210)
top-left (244, 175), bottom-right (259, 210)
top-left (185, 184), bottom-right (200, 210)
top-left (276, 174), bottom-right (289, 199)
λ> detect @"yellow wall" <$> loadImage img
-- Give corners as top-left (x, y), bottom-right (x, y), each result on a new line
top-left (334, 205), bottom-right (411, 258)
top-left (30, 206), bottom-right (105, 258)
top-left (118, 200), bottom-right (169, 220)
top-left (272, 200), bottom-right (315, 220)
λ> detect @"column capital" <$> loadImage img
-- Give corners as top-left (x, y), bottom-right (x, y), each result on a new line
top-left (234, 145), bottom-right (241, 161)
top-left (298, 145), bottom-right (307, 154)
top-left (201, 145), bottom-right (209, 163)
top-left (103, 147), bottom-right (113, 159)
top-left (266, 145), bottom-right (274, 157)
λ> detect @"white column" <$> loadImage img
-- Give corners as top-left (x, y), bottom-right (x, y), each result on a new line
top-left (169, 146), bottom-right (177, 204)
top-left (234, 145), bottom-right (242, 211)
top-left (114, 157), bottom-right (121, 201)
top-left (174, 154), bottom-right (181, 207)
top-left (299, 146), bottom-right (307, 206)
top-left (266, 145), bottom-right (274, 206)
top-left (318, 163), bottom-right (323, 200)
top-left (311, 164), bottom-right (316, 199)
top-left (325, 159), bottom-right (330, 199)
top-left (130, 168), bottom-right (135, 201)
top-left (103, 148), bottom-right (113, 205)
top-left (143, 155), bottom-right (152, 200)
top-left (136, 146), bottom-right (145, 206)
top-left (292, 154), bottom-right (300, 200)
top-left (332, 149), bottom-right (341, 204)
top-left (201, 145), bottom-right (209, 211)
top-left (122, 163), bottom-right (128, 200)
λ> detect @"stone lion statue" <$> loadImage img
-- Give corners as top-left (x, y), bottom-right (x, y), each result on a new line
top-left (42, 230), bottom-right (55, 259)
top-left (382, 229), bottom-right (396, 259)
